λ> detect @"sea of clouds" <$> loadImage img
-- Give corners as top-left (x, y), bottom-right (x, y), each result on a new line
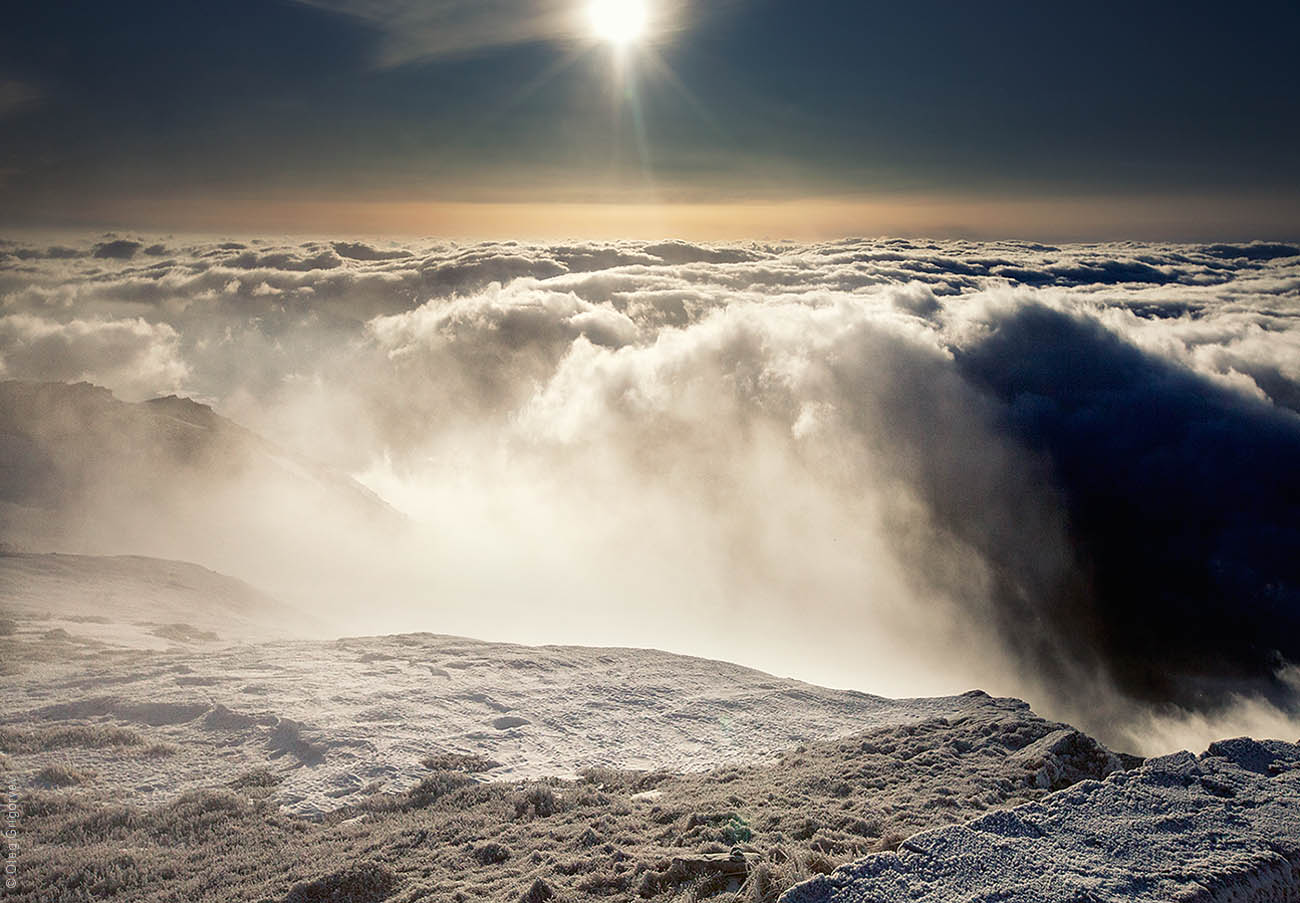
top-left (2, 233), bottom-right (1298, 752)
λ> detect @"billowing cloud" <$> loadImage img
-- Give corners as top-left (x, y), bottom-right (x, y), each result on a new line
top-left (0, 314), bottom-right (188, 400)
top-left (1, 232), bottom-right (1298, 751)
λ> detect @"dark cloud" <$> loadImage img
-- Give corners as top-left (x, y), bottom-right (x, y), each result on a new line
top-left (992, 259), bottom-right (1182, 287)
top-left (953, 303), bottom-right (1300, 711)
top-left (545, 244), bottom-right (662, 272)
top-left (229, 248), bottom-right (342, 271)
top-left (91, 239), bottom-right (143, 260)
top-left (0, 245), bottom-right (81, 261)
top-left (1202, 243), bottom-right (1300, 262)
top-left (330, 241), bottom-right (414, 262)
top-left (642, 241), bottom-right (765, 266)
top-left (415, 248), bottom-right (567, 295)
top-left (1117, 301), bottom-right (1203, 321)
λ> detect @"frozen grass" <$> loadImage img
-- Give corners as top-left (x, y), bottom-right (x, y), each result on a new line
top-left (2, 710), bottom-right (1119, 902)
top-left (33, 763), bottom-right (92, 788)
top-left (284, 862), bottom-right (399, 903)
top-left (0, 628), bottom-right (1022, 818)
top-left (0, 724), bottom-right (144, 753)
top-left (228, 767), bottom-right (284, 791)
top-left (421, 752), bottom-right (503, 773)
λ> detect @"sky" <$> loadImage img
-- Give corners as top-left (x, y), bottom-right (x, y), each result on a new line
top-left (2, 0), bottom-right (1298, 239)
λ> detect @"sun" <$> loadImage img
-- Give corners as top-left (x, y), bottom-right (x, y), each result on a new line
top-left (586, 0), bottom-right (649, 45)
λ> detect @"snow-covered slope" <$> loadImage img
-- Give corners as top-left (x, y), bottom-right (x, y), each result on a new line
top-left (782, 738), bottom-right (1300, 903)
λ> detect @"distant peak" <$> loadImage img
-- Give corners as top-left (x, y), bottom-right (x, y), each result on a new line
top-left (143, 393), bottom-right (220, 427)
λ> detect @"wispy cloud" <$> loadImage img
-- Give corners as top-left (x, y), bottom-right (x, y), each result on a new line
top-left (296, 0), bottom-right (692, 64)
top-left (296, 0), bottom-right (589, 64)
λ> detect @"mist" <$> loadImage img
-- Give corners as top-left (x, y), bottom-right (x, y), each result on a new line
top-left (2, 233), bottom-right (1298, 753)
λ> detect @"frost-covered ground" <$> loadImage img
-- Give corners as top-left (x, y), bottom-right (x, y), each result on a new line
top-left (783, 738), bottom-right (1300, 903)
top-left (4, 555), bottom-right (1300, 902)
top-left (0, 564), bottom-right (1019, 818)
top-left (0, 576), bottom-right (1131, 902)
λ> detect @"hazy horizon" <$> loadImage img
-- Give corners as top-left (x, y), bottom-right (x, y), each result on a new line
top-left (7, 195), bottom-right (1300, 244)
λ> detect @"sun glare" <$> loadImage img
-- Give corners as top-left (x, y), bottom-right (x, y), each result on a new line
top-left (587, 0), bottom-right (649, 45)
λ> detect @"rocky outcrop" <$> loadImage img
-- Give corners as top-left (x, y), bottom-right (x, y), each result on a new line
top-left (1007, 727), bottom-right (1125, 791)
top-left (782, 738), bottom-right (1300, 903)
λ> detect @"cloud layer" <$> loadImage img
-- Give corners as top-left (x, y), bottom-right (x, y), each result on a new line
top-left (2, 232), bottom-right (1299, 751)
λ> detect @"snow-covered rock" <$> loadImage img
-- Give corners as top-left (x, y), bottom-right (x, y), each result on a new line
top-left (782, 738), bottom-right (1300, 903)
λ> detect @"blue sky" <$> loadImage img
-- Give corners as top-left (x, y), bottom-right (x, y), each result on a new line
top-left (2, 0), bottom-right (1297, 237)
